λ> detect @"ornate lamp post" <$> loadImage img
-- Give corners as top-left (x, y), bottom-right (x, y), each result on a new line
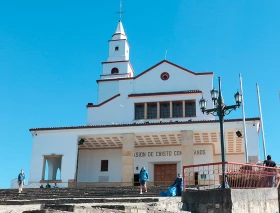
top-left (199, 77), bottom-right (242, 188)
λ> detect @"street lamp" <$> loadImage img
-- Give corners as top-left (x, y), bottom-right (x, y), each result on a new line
top-left (199, 76), bottom-right (242, 188)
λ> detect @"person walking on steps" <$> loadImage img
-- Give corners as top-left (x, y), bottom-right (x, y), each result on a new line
top-left (139, 167), bottom-right (149, 194)
top-left (172, 173), bottom-right (183, 196)
top-left (18, 169), bottom-right (25, 193)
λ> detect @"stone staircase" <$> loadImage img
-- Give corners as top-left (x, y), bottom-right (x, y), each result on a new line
top-left (0, 186), bottom-right (185, 213)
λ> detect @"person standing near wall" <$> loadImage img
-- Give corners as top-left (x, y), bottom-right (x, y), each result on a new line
top-left (139, 167), bottom-right (149, 194)
top-left (172, 173), bottom-right (183, 196)
top-left (18, 169), bottom-right (25, 193)
top-left (263, 155), bottom-right (276, 187)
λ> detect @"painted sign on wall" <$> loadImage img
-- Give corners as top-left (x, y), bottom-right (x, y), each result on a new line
top-left (134, 150), bottom-right (206, 158)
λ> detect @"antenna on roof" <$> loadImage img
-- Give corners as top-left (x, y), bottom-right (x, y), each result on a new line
top-left (165, 50), bottom-right (168, 60)
top-left (116, 0), bottom-right (125, 21)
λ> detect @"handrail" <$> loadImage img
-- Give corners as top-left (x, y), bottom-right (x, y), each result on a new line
top-left (182, 161), bottom-right (280, 190)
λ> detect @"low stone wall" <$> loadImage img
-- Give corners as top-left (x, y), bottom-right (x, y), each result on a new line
top-left (182, 188), bottom-right (279, 213)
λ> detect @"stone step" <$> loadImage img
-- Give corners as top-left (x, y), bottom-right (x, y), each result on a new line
top-left (0, 197), bottom-right (160, 205)
top-left (0, 186), bottom-right (170, 202)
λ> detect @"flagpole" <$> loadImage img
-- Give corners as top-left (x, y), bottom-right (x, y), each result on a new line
top-left (256, 83), bottom-right (267, 160)
top-left (239, 74), bottom-right (248, 163)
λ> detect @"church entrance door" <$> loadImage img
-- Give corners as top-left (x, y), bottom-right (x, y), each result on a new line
top-left (154, 164), bottom-right (177, 186)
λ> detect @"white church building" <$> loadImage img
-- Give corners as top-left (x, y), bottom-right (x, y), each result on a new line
top-left (29, 20), bottom-right (261, 187)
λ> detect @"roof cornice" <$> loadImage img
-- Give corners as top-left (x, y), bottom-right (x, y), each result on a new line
top-left (29, 117), bottom-right (260, 132)
top-left (128, 90), bottom-right (202, 97)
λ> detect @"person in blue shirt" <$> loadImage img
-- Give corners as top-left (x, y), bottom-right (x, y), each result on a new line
top-left (139, 167), bottom-right (149, 194)
top-left (172, 173), bottom-right (183, 196)
top-left (18, 169), bottom-right (25, 193)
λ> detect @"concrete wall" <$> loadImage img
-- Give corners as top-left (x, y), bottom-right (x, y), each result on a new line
top-left (182, 188), bottom-right (279, 213)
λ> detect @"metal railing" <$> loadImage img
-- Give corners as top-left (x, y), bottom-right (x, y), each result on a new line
top-left (183, 162), bottom-right (280, 190)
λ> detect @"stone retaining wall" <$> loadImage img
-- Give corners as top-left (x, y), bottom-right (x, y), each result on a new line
top-left (182, 188), bottom-right (279, 213)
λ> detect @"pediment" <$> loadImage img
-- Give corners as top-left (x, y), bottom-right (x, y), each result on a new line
top-left (134, 60), bottom-right (212, 80)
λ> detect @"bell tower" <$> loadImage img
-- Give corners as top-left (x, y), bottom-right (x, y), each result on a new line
top-left (100, 0), bottom-right (133, 79)
top-left (108, 21), bottom-right (129, 62)
top-left (101, 19), bottom-right (134, 79)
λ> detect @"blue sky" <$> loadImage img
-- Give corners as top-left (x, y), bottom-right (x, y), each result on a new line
top-left (0, 0), bottom-right (279, 189)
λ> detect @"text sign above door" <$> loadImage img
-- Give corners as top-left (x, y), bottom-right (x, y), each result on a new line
top-left (134, 150), bottom-right (206, 158)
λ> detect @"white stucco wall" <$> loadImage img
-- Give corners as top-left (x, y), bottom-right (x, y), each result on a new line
top-left (102, 61), bottom-right (131, 76)
top-left (29, 119), bottom-right (260, 185)
top-left (77, 145), bottom-right (214, 183)
top-left (77, 149), bottom-right (122, 182)
top-left (88, 61), bottom-right (215, 125)
top-left (107, 40), bottom-right (129, 62)
top-left (97, 81), bottom-right (119, 103)
top-left (29, 133), bottom-right (78, 187)
top-left (132, 63), bottom-right (212, 94)
top-left (245, 124), bottom-right (260, 157)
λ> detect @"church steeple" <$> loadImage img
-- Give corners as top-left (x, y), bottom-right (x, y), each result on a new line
top-left (112, 21), bottom-right (127, 40)
top-left (107, 20), bottom-right (129, 62)
top-left (100, 20), bottom-right (134, 79)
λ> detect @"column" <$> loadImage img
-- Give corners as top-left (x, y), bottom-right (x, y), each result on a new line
top-left (181, 130), bottom-right (194, 187)
top-left (144, 103), bottom-right (147, 119)
top-left (181, 130), bottom-right (194, 166)
top-left (170, 101), bottom-right (173, 118)
top-left (157, 102), bottom-right (160, 119)
top-left (182, 101), bottom-right (186, 117)
top-left (121, 133), bottom-right (135, 186)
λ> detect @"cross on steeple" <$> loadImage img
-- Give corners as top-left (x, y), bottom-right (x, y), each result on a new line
top-left (116, 0), bottom-right (125, 21)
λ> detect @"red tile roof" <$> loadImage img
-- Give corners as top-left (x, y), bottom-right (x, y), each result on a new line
top-left (29, 117), bottom-right (259, 132)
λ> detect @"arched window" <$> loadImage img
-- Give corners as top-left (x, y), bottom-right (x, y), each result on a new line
top-left (111, 67), bottom-right (119, 74)
top-left (56, 168), bottom-right (61, 180)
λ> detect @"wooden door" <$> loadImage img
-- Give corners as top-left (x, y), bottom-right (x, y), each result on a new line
top-left (154, 164), bottom-right (177, 186)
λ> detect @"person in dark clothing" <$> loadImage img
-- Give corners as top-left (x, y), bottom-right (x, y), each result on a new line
top-left (172, 173), bottom-right (183, 196)
top-left (18, 169), bottom-right (25, 193)
top-left (139, 167), bottom-right (149, 194)
top-left (263, 155), bottom-right (277, 187)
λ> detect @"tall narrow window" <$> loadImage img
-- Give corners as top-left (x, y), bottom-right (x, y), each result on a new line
top-left (147, 103), bottom-right (157, 119)
top-left (101, 160), bottom-right (108, 172)
top-left (185, 101), bottom-right (196, 117)
top-left (172, 102), bottom-right (183, 117)
top-left (135, 104), bottom-right (144, 120)
top-left (160, 102), bottom-right (170, 118)
top-left (115, 46), bottom-right (119, 51)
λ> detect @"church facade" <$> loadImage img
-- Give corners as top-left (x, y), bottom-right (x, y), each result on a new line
top-left (29, 20), bottom-right (260, 187)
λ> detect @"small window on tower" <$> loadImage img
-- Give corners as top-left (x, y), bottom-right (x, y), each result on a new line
top-left (111, 67), bottom-right (119, 74)
top-left (115, 46), bottom-right (119, 51)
